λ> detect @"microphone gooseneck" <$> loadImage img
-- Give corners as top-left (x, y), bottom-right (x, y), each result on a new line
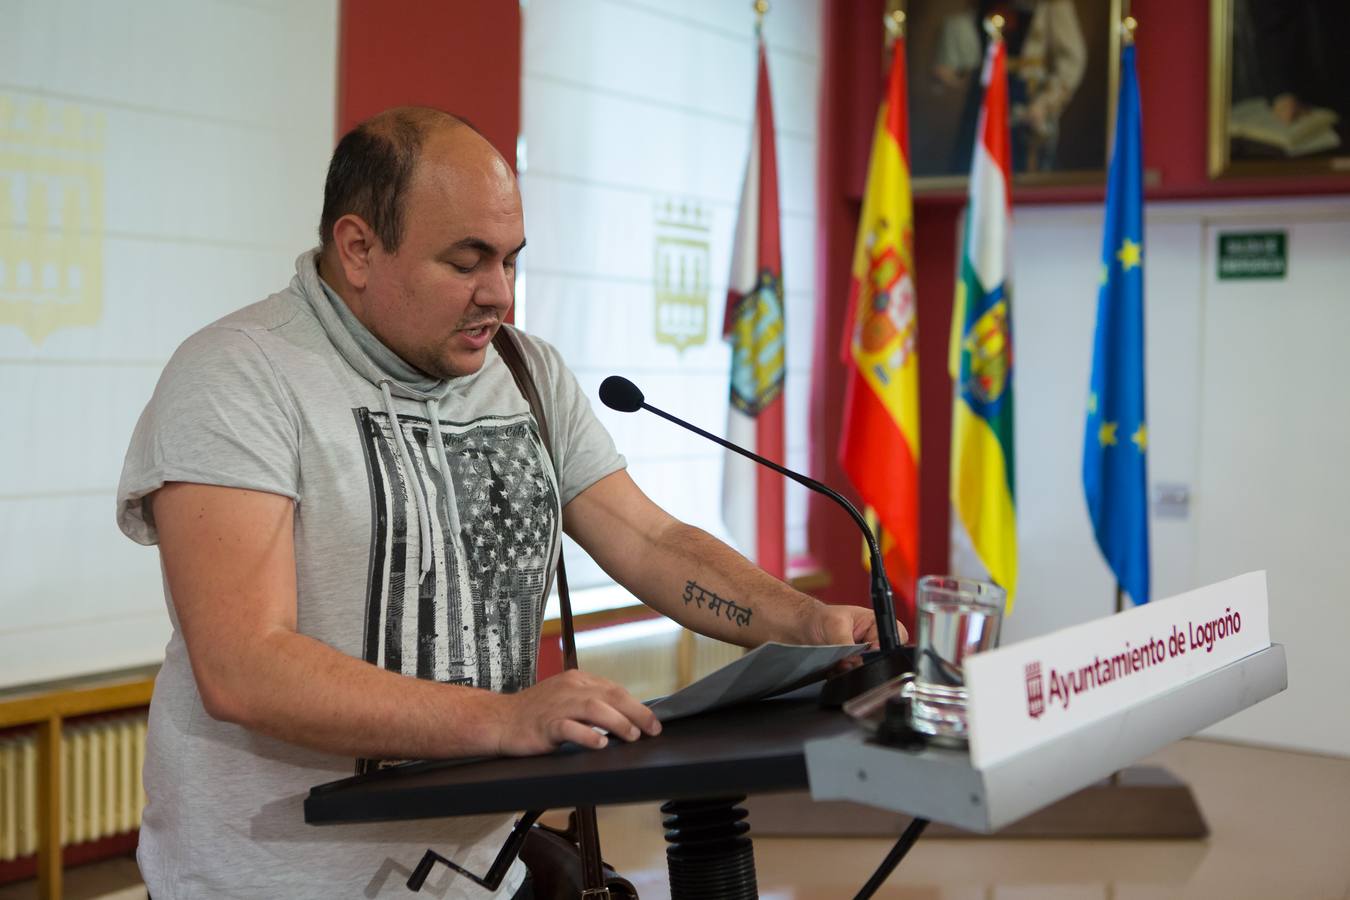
top-left (598, 375), bottom-right (902, 655)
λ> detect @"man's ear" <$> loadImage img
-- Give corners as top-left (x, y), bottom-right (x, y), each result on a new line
top-left (331, 214), bottom-right (377, 290)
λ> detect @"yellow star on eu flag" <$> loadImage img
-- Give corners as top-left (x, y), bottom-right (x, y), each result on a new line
top-left (1087, 392), bottom-right (1098, 414)
top-left (1099, 421), bottom-right (1119, 447)
top-left (1132, 423), bottom-right (1148, 451)
top-left (1117, 237), bottom-right (1142, 271)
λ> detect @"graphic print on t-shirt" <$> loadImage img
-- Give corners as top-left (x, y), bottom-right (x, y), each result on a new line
top-left (353, 408), bottom-right (559, 704)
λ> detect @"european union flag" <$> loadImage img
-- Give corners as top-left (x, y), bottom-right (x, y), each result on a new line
top-left (1083, 43), bottom-right (1149, 606)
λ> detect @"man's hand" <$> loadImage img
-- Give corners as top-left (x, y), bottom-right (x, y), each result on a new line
top-left (804, 602), bottom-right (908, 650)
top-left (495, 669), bottom-right (662, 755)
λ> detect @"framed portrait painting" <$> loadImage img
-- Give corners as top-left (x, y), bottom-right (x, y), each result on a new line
top-left (1209, 0), bottom-right (1350, 177)
top-left (904, 0), bottom-right (1122, 190)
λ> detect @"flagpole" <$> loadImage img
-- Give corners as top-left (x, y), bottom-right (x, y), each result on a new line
top-left (753, 0), bottom-right (766, 39)
top-left (1112, 10), bottom-right (1136, 624)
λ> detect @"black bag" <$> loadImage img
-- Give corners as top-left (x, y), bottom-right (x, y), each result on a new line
top-left (520, 812), bottom-right (639, 900)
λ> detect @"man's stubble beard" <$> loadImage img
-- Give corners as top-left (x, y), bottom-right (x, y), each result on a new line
top-left (418, 324), bottom-right (498, 380)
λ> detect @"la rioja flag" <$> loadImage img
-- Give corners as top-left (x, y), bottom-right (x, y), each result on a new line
top-left (948, 25), bottom-right (1018, 610)
top-left (722, 39), bottom-right (785, 579)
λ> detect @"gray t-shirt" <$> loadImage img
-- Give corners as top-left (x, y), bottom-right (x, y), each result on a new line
top-left (116, 250), bottom-right (624, 899)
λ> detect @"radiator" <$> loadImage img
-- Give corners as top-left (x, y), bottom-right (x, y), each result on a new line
top-left (575, 619), bottom-right (745, 700)
top-left (0, 712), bottom-right (148, 862)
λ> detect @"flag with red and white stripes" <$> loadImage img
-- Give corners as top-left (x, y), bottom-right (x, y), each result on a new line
top-left (722, 38), bottom-right (785, 578)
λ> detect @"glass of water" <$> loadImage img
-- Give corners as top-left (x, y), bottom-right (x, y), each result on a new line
top-left (905, 575), bottom-right (1006, 746)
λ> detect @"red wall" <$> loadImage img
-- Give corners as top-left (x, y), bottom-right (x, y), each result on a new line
top-left (810, 0), bottom-right (1350, 615)
top-left (338, 0), bottom-right (521, 168)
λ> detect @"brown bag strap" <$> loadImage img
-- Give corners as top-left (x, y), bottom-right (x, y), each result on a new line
top-left (492, 327), bottom-right (609, 897)
top-left (492, 327), bottom-right (580, 670)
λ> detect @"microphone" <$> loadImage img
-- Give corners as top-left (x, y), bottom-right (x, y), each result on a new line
top-left (598, 376), bottom-right (644, 413)
top-left (598, 375), bottom-right (911, 702)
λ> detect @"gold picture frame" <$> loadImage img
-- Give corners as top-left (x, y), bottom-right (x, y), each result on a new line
top-left (904, 0), bottom-right (1122, 193)
top-left (1208, 0), bottom-right (1350, 178)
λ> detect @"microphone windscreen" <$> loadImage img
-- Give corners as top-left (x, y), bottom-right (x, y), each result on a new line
top-left (599, 376), bottom-right (644, 412)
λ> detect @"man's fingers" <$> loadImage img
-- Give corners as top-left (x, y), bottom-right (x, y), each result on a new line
top-left (512, 671), bottom-right (664, 754)
top-left (553, 718), bottom-right (608, 750)
top-left (580, 677), bottom-right (662, 738)
top-left (609, 693), bottom-right (662, 737)
top-left (552, 707), bottom-right (651, 749)
top-left (578, 697), bottom-right (647, 743)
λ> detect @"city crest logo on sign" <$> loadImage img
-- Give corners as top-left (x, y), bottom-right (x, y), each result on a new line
top-left (1024, 661), bottom-right (1044, 719)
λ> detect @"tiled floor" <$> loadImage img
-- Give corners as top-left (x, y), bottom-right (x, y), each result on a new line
top-left (4, 738), bottom-right (1348, 899)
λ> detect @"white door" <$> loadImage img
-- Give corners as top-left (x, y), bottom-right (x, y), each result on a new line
top-left (1195, 211), bottom-right (1350, 756)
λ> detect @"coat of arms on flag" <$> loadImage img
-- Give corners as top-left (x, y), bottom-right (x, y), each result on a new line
top-left (727, 270), bottom-right (785, 415)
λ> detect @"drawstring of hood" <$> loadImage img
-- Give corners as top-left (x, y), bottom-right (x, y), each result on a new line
top-left (296, 250), bottom-right (477, 581)
top-left (378, 381), bottom-right (434, 578)
top-left (426, 398), bottom-right (463, 542)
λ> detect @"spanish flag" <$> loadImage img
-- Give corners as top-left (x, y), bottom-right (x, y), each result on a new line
top-left (949, 28), bottom-right (1017, 611)
top-left (838, 33), bottom-right (920, 626)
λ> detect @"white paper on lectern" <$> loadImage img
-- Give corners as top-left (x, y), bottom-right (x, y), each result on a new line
top-left (964, 571), bottom-right (1271, 770)
top-left (646, 642), bottom-right (868, 722)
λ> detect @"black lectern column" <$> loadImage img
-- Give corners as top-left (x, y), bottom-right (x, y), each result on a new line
top-left (661, 795), bottom-right (757, 899)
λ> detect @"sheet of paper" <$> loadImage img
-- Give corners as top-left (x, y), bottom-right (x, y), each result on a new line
top-left (646, 642), bottom-right (868, 722)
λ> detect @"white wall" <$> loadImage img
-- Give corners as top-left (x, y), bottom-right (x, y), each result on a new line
top-left (1010, 197), bottom-right (1350, 757)
top-left (519, 0), bottom-right (822, 590)
top-left (0, 0), bottom-right (337, 688)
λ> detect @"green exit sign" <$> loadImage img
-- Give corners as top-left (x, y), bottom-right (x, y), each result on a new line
top-left (1218, 231), bottom-right (1287, 279)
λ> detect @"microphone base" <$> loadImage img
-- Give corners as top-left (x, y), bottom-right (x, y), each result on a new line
top-left (817, 647), bottom-right (914, 709)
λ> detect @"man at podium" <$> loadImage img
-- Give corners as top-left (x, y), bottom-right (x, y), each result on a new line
top-left (114, 107), bottom-right (898, 898)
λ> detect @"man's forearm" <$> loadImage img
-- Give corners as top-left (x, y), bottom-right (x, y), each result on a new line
top-left (201, 627), bottom-right (508, 760)
top-left (623, 521), bottom-right (823, 647)
top-left (563, 471), bottom-right (879, 648)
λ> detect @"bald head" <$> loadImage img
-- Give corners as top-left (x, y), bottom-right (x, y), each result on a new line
top-left (318, 107), bottom-right (510, 256)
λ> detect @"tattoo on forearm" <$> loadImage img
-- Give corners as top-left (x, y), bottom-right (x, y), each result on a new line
top-left (682, 579), bottom-right (753, 627)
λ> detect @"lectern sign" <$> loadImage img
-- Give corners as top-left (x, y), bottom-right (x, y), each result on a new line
top-left (964, 572), bottom-right (1271, 769)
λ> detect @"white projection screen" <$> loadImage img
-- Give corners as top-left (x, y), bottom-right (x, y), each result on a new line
top-left (519, 0), bottom-right (823, 594)
top-left (0, 0), bottom-right (337, 687)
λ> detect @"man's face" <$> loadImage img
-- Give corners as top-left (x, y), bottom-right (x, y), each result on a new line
top-left (360, 130), bottom-right (525, 379)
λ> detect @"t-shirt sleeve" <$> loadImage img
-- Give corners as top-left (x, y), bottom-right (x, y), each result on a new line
top-left (522, 334), bottom-right (626, 508)
top-left (116, 326), bottom-right (301, 545)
